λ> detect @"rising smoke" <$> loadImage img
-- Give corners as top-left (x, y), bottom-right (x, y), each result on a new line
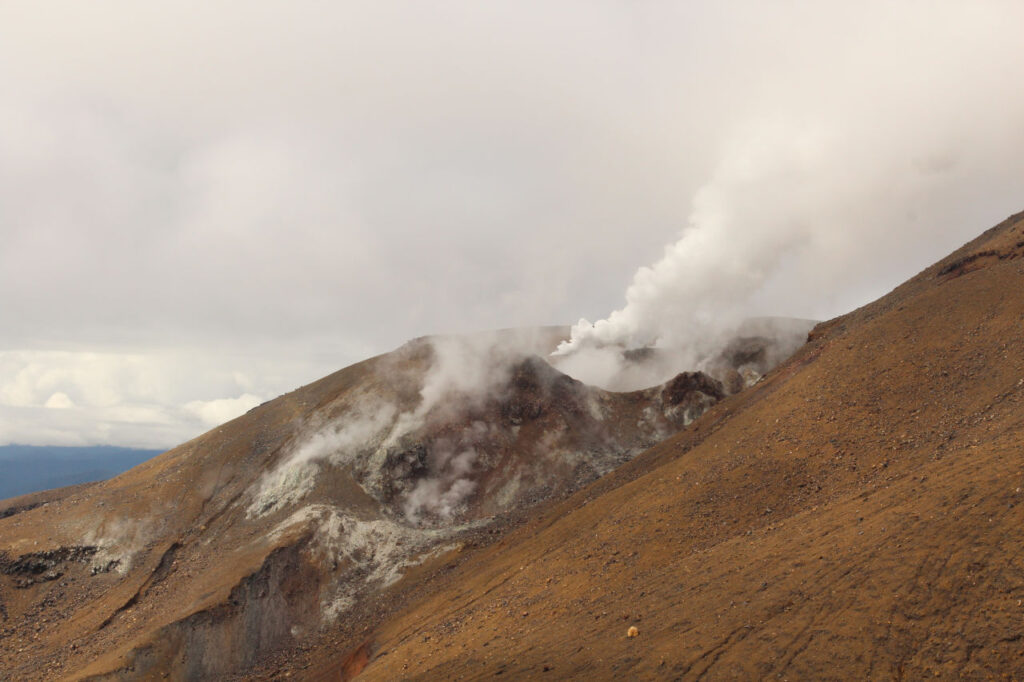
top-left (4, 2), bottom-right (1024, 448)
top-left (251, 329), bottom-right (564, 523)
top-left (555, 59), bottom-right (1024, 386)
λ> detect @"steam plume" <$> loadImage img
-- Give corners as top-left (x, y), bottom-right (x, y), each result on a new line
top-left (557, 85), bottom-right (1024, 374)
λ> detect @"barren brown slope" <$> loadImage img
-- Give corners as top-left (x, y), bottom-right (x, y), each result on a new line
top-left (351, 210), bottom-right (1024, 680)
top-left (1, 326), bottom-right (762, 679)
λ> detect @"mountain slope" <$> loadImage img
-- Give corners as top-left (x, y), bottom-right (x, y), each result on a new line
top-left (0, 327), bottom-right (775, 679)
top-left (6, 209), bottom-right (1022, 680)
top-left (344, 210), bottom-right (1024, 680)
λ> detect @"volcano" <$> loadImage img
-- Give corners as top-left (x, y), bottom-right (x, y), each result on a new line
top-left (3, 210), bottom-right (1024, 680)
top-left (351, 210), bottom-right (1024, 680)
top-left (0, 327), bottom-right (772, 679)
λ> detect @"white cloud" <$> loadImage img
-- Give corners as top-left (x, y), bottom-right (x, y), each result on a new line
top-left (1, 1), bottom-right (1023, 445)
top-left (44, 391), bottom-right (74, 409)
top-left (184, 394), bottom-right (262, 428)
top-left (0, 350), bottom-right (283, 446)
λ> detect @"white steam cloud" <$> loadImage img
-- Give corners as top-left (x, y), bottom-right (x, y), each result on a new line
top-left (380, 331), bottom-right (563, 522)
top-left (558, 122), bottom-right (820, 355)
top-left (4, 2), bottom-right (1024, 447)
top-left (252, 330), bottom-right (561, 522)
top-left (249, 399), bottom-right (398, 517)
top-left (400, 421), bottom-right (496, 524)
top-left (558, 27), bottom-right (1024, 372)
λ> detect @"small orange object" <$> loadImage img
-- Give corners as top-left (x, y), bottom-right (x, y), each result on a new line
top-left (627, 626), bottom-right (639, 638)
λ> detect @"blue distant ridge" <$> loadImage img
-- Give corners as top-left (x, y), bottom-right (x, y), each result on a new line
top-left (0, 445), bottom-right (164, 501)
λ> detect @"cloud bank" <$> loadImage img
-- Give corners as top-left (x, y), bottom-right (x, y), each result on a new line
top-left (2, 1), bottom-right (1023, 445)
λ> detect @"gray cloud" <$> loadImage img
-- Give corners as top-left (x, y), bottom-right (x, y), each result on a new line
top-left (2, 1), bottom-right (1023, 446)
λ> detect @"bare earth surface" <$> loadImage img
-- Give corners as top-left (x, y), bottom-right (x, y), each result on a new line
top-left (0, 327), bottom-right (756, 679)
top-left (3, 210), bottom-right (1024, 680)
top-left (342, 211), bottom-right (1024, 680)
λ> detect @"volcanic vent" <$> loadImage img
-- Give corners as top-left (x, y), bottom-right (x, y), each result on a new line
top-left (0, 324), bottom-right (796, 679)
top-left (249, 333), bottom-right (728, 529)
top-left (353, 210), bottom-right (1024, 681)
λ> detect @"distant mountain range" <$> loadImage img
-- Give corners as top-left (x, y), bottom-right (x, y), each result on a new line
top-left (0, 445), bottom-right (163, 501)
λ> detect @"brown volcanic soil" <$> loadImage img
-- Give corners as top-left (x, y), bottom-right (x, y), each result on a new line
top-left (335, 211), bottom-right (1024, 680)
top-left (5, 211), bottom-right (1024, 681)
top-left (0, 327), bottom-right (740, 679)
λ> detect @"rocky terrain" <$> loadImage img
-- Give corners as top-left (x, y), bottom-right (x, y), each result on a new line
top-left (0, 325), bottom-right (791, 679)
top-left (5, 209), bottom-right (1023, 680)
top-left (334, 210), bottom-right (1024, 680)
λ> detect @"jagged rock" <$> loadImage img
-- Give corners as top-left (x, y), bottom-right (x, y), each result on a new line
top-left (660, 371), bottom-right (725, 406)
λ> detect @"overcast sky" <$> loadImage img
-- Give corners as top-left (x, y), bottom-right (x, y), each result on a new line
top-left (2, 1), bottom-right (1023, 448)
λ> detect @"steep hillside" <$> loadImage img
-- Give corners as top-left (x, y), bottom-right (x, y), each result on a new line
top-left (0, 326), bottom-right (781, 679)
top-left (8, 208), bottom-right (1021, 680)
top-left (334, 211), bottom-right (1024, 680)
